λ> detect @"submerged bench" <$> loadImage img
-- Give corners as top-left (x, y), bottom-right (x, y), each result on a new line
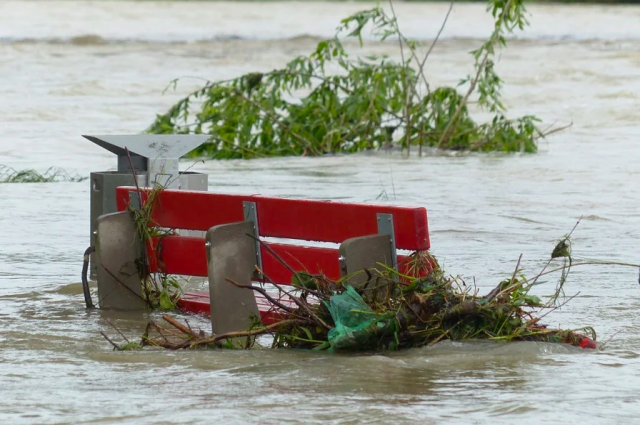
top-left (94, 186), bottom-right (430, 335)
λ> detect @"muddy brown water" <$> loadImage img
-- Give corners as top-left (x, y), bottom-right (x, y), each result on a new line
top-left (2, 1), bottom-right (640, 424)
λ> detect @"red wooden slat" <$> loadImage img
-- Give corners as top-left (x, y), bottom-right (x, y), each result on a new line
top-left (255, 196), bottom-right (429, 251)
top-left (116, 188), bottom-right (148, 213)
top-left (148, 235), bottom-right (419, 286)
top-left (147, 236), bottom-right (206, 277)
top-left (148, 236), bottom-right (342, 282)
top-left (261, 243), bottom-right (341, 284)
top-left (177, 292), bottom-right (286, 325)
top-left (116, 187), bottom-right (430, 250)
top-left (177, 292), bottom-right (210, 315)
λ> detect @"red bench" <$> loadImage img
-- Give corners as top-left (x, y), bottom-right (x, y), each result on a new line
top-left (112, 186), bottom-right (430, 333)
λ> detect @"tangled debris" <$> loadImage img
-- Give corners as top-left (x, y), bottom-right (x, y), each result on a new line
top-left (103, 223), bottom-right (604, 352)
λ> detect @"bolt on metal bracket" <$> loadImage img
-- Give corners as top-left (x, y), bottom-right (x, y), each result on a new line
top-left (376, 213), bottom-right (398, 270)
top-left (338, 255), bottom-right (347, 275)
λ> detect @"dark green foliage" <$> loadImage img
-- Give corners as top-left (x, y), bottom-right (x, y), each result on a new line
top-left (147, 0), bottom-right (549, 159)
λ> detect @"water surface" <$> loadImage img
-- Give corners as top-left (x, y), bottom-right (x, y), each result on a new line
top-left (1, 1), bottom-right (640, 424)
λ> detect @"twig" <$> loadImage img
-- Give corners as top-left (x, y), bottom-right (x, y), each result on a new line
top-left (256, 270), bottom-right (333, 330)
top-left (536, 122), bottom-right (573, 140)
top-left (245, 234), bottom-right (302, 286)
top-left (486, 254), bottom-right (522, 302)
top-left (529, 217), bottom-right (581, 287)
top-left (437, 0), bottom-right (516, 148)
top-left (98, 265), bottom-right (148, 305)
top-left (100, 331), bottom-right (122, 350)
top-left (562, 216), bottom-right (583, 240)
top-left (386, 0), bottom-right (413, 157)
top-left (147, 319), bottom-right (313, 349)
top-left (141, 322), bottom-right (152, 346)
top-left (416, 0), bottom-right (455, 97)
top-left (225, 278), bottom-right (298, 314)
top-left (532, 261), bottom-right (640, 284)
top-left (105, 318), bottom-right (130, 343)
top-left (125, 147), bottom-right (145, 214)
top-left (162, 315), bottom-right (196, 338)
top-left (125, 147), bottom-right (152, 307)
top-left (493, 258), bottom-right (640, 308)
top-left (240, 240), bottom-right (333, 329)
top-left (151, 321), bottom-right (171, 342)
top-left (428, 331), bottom-right (449, 346)
top-left (600, 330), bottom-right (622, 348)
top-left (387, 0), bottom-right (406, 69)
top-left (199, 319), bottom-right (312, 345)
top-left (184, 319), bottom-right (196, 336)
top-left (536, 292), bottom-right (580, 322)
top-left (257, 265), bottom-right (328, 301)
top-left (147, 338), bottom-right (184, 349)
top-left (529, 217), bottom-right (582, 290)
top-left (243, 238), bottom-right (333, 329)
top-left (510, 254), bottom-right (523, 286)
top-left (529, 257), bottom-right (553, 287)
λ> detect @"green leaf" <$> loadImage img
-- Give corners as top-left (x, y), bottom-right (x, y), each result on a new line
top-left (300, 327), bottom-right (314, 341)
top-left (159, 291), bottom-right (175, 310)
top-left (291, 272), bottom-right (318, 290)
top-left (120, 342), bottom-right (143, 351)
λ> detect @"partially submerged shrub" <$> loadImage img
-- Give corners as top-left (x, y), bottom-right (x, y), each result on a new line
top-left (0, 165), bottom-right (86, 183)
top-left (147, 0), bottom-right (556, 159)
top-left (129, 185), bottom-right (184, 311)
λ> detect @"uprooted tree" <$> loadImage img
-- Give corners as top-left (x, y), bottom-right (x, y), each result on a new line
top-left (146, 0), bottom-right (562, 159)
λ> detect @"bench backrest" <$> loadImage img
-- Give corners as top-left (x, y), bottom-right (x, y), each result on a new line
top-left (115, 187), bottom-right (430, 284)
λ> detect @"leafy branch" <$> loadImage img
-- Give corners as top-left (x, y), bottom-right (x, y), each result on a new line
top-left (147, 0), bottom-right (561, 159)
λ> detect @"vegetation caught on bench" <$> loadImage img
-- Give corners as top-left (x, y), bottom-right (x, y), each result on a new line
top-left (128, 185), bottom-right (186, 311)
top-left (146, 0), bottom-right (563, 159)
top-left (98, 186), bottom-right (627, 353)
top-left (102, 218), bottom-right (618, 352)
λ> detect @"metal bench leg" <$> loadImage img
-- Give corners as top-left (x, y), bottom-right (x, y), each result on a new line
top-left (206, 221), bottom-right (260, 346)
top-left (338, 213), bottom-right (398, 297)
top-left (95, 211), bottom-right (147, 310)
top-left (339, 234), bottom-right (393, 289)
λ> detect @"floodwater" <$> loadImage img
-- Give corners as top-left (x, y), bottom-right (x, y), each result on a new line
top-left (2, 1), bottom-right (640, 423)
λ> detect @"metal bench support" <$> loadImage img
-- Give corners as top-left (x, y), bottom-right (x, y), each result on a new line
top-left (376, 213), bottom-right (398, 270)
top-left (339, 234), bottom-right (393, 290)
top-left (95, 211), bottom-right (146, 310)
top-left (206, 221), bottom-right (260, 346)
top-left (338, 213), bottom-right (398, 292)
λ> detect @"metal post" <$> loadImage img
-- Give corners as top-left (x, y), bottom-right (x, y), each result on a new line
top-left (84, 135), bottom-right (210, 280)
top-left (243, 201), bottom-right (263, 272)
top-left (376, 213), bottom-right (398, 270)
